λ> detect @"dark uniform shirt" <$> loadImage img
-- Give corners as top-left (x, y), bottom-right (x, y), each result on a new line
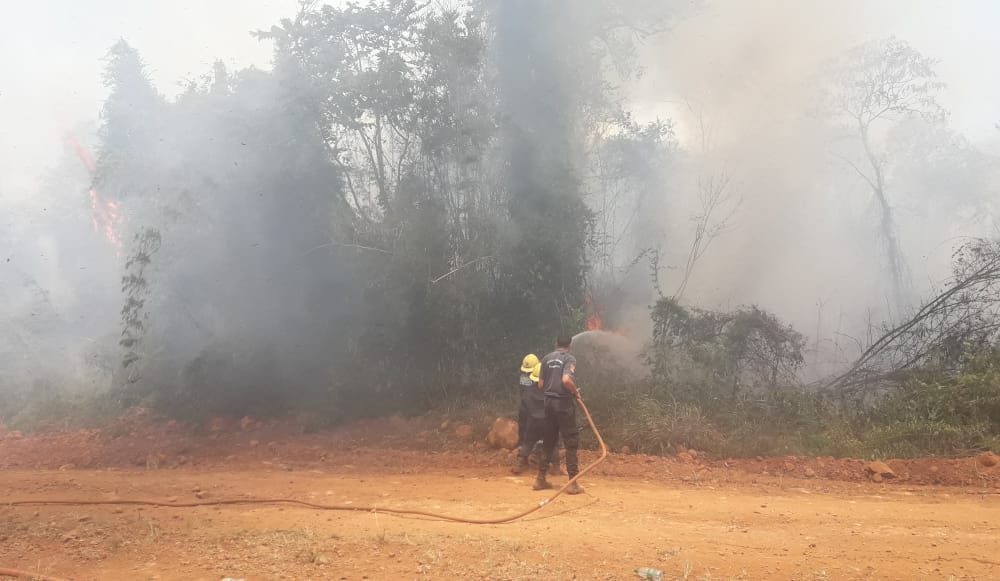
top-left (520, 372), bottom-right (546, 419)
top-left (540, 349), bottom-right (577, 399)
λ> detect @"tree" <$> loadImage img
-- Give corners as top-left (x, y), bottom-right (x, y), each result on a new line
top-left (828, 37), bottom-right (945, 316)
top-left (118, 228), bottom-right (160, 395)
top-left (825, 238), bottom-right (1000, 396)
top-left (492, 0), bottom-right (679, 333)
top-left (672, 172), bottom-right (739, 301)
top-left (81, 0), bottom-right (682, 418)
top-left (884, 117), bottom-right (999, 234)
top-left (94, 40), bottom-right (166, 229)
top-left (588, 117), bottom-right (676, 304)
top-left (649, 298), bottom-right (805, 400)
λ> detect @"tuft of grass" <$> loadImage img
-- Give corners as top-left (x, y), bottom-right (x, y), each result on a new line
top-left (5, 388), bottom-right (123, 433)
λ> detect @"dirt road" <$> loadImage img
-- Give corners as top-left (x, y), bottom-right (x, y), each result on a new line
top-left (2, 414), bottom-right (999, 579)
top-left (3, 462), bottom-right (999, 580)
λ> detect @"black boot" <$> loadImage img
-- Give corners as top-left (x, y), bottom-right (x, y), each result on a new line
top-left (532, 469), bottom-right (553, 490)
top-left (511, 456), bottom-right (529, 475)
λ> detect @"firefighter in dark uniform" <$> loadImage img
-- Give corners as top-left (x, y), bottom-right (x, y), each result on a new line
top-left (533, 334), bottom-right (584, 494)
top-left (512, 355), bottom-right (563, 475)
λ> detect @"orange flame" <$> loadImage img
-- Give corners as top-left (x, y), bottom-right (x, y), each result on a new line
top-left (584, 294), bottom-right (604, 331)
top-left (66, 132), bottom-right (123, 252)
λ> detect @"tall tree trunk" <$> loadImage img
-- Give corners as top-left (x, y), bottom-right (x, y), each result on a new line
top-left (860, 122), bottom-right (908, 316)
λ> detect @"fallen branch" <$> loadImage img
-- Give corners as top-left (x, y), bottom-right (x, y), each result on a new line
top-left (431, 255), bottom-right (494, 284)
top-left (825, 238), bottom-right (1000, 393)
top-left (302, 242), bottom-right (393, 257)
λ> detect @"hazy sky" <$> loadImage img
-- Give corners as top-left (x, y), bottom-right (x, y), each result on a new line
top-left (0, 0), bottom-right (296, 202)
top-left (2, 0), bottom-right (998, 201)
top-left (632, 0), bottom-right (1000, 148)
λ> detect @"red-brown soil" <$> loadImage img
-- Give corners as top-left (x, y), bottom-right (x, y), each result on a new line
top-left (1, 412), bottom-right (998, 580)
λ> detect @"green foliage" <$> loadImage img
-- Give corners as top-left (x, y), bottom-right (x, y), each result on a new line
top-left (11, 2), bottom-right (995, 466)
top-left (614, 299), bottom-right (1000, 459)
top-left (5, 388), bottom-right (122, 433)
top-left (81, 1), bottom-right (658, 421)
top-left (859, 420), bottom-right (991, 458)
top-left (602, 394), bottom-right (724, 455)
top-left (649, 298), bottom-right (806, 400)
top-left (118, 228), bottom-right (160, 396)
top-left (853, 351), bottom-right (1000, 455)
top-left (872, 360), bottom-right (1000, 431)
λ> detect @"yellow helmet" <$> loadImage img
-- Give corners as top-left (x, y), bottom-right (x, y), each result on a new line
top-left (529, 362), bottom-right (542, 383)
top-left (520, 353), bottom-right (540, 373)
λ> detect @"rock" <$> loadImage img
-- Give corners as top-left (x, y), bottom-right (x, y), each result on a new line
top-left (929, 465), bottom-right (940, 474)
top-left (7, 430), bottom-right (23, 440)
top-left (804, 467), bottom-right (816, 478)
top-left (783, 461), bottom-right (795, 472)
top-left (249, 440), bottom-right (260, 448)
top-left (453, 424), bottom-right (474, 441)
top-left (620, 445), bottom-right (632, 455)
top-left (439, 420), bottom-right (450, 431)
top-left (688, 449), bottom-right (698, 460)
top-left (677, 452), bottom-right (694, 463)
top-left (977, 452), bottom-right (999, 468)
top-left (240, 416), bottom-right (256, 431)
top-left (865, 461), bottom-right (895, 480)
top-left (485, 417), bottom-right (519, 450)
top-left (313, 553), bottom-right (331, 565)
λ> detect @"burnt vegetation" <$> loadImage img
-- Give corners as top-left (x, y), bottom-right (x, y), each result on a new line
top-left (2, 1), bottom-right (1000, 460)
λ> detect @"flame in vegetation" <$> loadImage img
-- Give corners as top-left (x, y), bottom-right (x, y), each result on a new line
top-left (582, 295), bottom-right (632, 337)
top-left (66, 131), bottom-right (123, 251)
top-left (584, 295), bottom-right (604, 331)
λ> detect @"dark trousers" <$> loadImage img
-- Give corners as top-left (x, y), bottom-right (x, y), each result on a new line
top-left (539, 397), bottom-right (579, 477)
top-left (517, 399), bottom-right (530, 452)
top-left (518, 399), bottom-right (560, 466)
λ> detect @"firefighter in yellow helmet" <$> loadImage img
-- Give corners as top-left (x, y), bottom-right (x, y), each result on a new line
top-left (512, 355), bottom-right (562, 474)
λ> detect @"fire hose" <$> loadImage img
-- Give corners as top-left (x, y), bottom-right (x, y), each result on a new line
top-left (2, 397), bottom-right (608, 580)
top-left (0, 569), bottom-right (67, 581)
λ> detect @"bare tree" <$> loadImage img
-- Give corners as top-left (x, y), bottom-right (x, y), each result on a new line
top-left (824, 238), bottom-right (1000, 395)
top-left (673, 172), bottom-right (740, 301)
top-left (828, 37), bottom-right (945, 316)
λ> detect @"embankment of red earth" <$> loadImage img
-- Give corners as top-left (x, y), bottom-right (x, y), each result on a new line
top-left (1, 409), bottom-right (998, 489)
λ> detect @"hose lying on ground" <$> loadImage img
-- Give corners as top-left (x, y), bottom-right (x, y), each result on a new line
top-left (0, 568), bottom-right (69, 581)
top-left (2, 397), bottom-right (608, 580)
